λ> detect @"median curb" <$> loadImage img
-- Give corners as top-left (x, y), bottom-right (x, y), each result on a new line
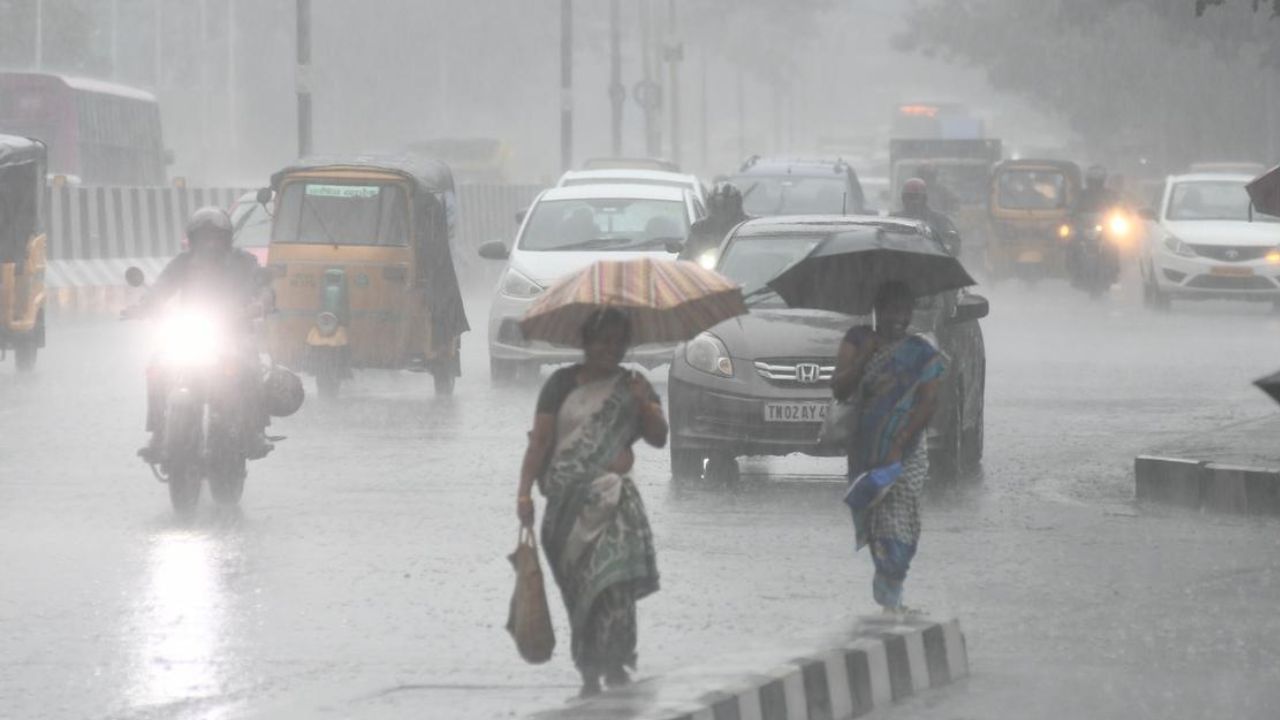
top-left (531, 616), bottom-right (967, 720)
top-left (1135, 455), bottom-right (1280, 515)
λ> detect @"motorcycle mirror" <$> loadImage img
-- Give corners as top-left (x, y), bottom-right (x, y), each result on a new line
top-left (124, 266), bottom-right (146, 288)
top-left (256, 187), bottom-right (273, 205)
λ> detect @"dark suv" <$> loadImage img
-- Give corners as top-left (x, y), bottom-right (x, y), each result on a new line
top-left (667, 216), bottom-right (988, 485)
top-left (729, 157), bottom-right (866, 217)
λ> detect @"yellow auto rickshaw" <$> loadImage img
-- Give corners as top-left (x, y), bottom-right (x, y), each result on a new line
top-left (986, 159), bottom-right (1082, 282)
top-left (0, 135), bottom-right (48, 372)
top-left (262, 156), bottom-right (468, 397)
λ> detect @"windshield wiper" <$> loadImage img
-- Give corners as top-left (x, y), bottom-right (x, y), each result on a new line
top-left (549, 236), bottom-right (631, 251)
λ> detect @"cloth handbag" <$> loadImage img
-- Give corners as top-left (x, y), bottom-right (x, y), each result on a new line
top-left (506, 527), bottom-right (556, 664)
top-left (818, 399), bottom-right (857, 447)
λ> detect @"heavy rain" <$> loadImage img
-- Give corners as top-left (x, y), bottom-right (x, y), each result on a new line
top-left (2, 2), bottom-right (1280, 719)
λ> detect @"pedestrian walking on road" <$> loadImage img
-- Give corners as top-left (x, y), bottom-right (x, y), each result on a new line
top-left (516, 308), bottom-right (668, 698)
top-left (831, 282), bottom-right (945, 614)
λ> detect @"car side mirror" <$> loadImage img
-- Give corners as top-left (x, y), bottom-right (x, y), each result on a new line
top-left (478, 240), bottom-right (510, 261)
top-left (124, 266), bottom-right (146, 288)
top-left (949, 293), bottom-right (989, 324)
top-left (514, 209), bottom-right (527, 225)
top-left (1138, 207), bottom-right (1157, 221)
top-left (256, 187), bottom-right (273, 205)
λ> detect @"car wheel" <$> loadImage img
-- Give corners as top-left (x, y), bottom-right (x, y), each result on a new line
top-left (961, 400), bottom-right (984, 476)
top-left (930, 400), bottom-right (963, 486)
top-left (704, 454), bottom-right (740, 485)
top-left (670, 448), bottom-right (706, 482)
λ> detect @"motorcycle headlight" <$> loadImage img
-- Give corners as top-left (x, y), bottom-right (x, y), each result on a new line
top-left (500, 267), bottom-right (543, 299)
top-left (158, 308), bottom-right (223, 367)
top-left (697, 250), bottom-right (718, 270)
top-left (316, 311), bottom-right (340, 336)
top-left (1163, 235), bottom-right (1196, 258)
top-left (684, 332), bottom-right (733, 377)
top-left (1106, 211), bottom-right (1132, 240)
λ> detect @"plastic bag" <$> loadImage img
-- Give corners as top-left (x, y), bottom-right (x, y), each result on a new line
top-left (506, 527), bottom-right (555, 664)
top-left (818, 399), bottom-right (856, 447)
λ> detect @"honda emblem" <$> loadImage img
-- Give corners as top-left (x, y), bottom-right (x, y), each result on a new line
top-left (795, 363), bottom-right (821, 384)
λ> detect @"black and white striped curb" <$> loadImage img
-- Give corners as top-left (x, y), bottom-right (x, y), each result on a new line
top-left (533, 616), bottom-right (967, 720)
top-left (44, 185), bottom-right (244, 260)
top-left (1136, 455), bottom-right (1280, 515)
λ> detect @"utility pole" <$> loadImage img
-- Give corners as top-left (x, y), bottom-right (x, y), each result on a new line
top-left (639, 0), bottom-right (655, 157)
top-left (560, 0), bottom-right (574, 171)
top-left (153, 0), bottom-right (162, 87)
top-left (296, 0), bottom-right (312, 158)
top-left (665, 0), bottom-right (682, 167)
top-left (110, 0), bottom-right (119, 78)
top-left (609, 0), bottom-right (623, 156)
top-left (227, 0), bottom-right (237, 154)
top-left (736, 67), bottom-right (745, 161)
top-left (34, 0), bottom-right (43, 69)
top-left (200, 0), bottom-right (210, 175)
top-left (699, 45), bottom-right (708, 172)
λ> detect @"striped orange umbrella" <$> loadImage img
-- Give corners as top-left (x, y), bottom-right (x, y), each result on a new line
top-left (519, 258), bottom-right (747, 347)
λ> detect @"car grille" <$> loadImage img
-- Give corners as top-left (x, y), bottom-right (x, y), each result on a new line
top-left (754, 358), bottom-right (835, 388)
top-left (1189, 245), bottom-right (1271, 263)
top-left (1185, 274), bottom-right (1276, 290)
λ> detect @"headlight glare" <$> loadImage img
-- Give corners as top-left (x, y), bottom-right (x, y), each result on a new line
top-left (684, 332), bottom-right (733, 377)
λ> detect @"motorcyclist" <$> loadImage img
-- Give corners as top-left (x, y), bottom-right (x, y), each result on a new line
top-left (1067, 165), bottom-right (1122, 285)
top-left (126, 206), bottom-right (274, 463)
top-left (897, 178), bottom-right (961, 256)
top-left (917, 163), bottom-right (958, 217)
top-left (679, 182), bottom-right (751, 267)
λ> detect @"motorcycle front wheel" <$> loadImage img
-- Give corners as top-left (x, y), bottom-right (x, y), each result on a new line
top-left (167, 464), bottom-right (202, 516)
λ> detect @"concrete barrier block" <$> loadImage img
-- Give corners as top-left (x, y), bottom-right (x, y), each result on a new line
top-left (1135, 456), bottom-right (1203, 508)
top-left (1202, 464), bottom-right (1251, 514)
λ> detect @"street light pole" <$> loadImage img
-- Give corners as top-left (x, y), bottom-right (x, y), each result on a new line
top-left (560, 0), bottom-right (573, 171)
top-left (666, 0), bottom-right (681, 167)
top-left (34, 0), bottom-right (43, 69)
top-left (609, 0), bottom-right (623, 157)
top-left (296, 0), bottom-right (312, 158)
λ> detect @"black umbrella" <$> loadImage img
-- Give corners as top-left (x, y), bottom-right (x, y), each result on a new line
top-left (1246, 165), bottom-right (1280, 218)
top-left (766, 226), bottom-right (976, 315)
top-left (1254, 368), bottom-right (1280, 406)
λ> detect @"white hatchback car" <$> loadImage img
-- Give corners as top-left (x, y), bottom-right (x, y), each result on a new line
top-left (478, 183), bottom-right (700, 382)
top-left (1140, 173), bottom-right (1280, 309)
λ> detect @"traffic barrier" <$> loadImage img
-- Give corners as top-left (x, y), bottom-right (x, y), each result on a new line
top-left (1135, 455), bottom-right (1280, 515)
top-left (44, 185), bottom-right (244, 260)
top-left (532, 616), bottom-right (968, 720)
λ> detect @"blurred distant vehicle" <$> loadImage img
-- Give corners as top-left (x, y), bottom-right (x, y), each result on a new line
top-left (890, 138), bottom-right (1002, 269)
top-left (404, 137), bottom-right (509, 184)
top-left (229, 191), bottom-right (271, 265)
top-left (0, 135), bottom-right (47, 372)
top-left (557, 168), bottom-right (706, 209)
top-left (1139, 173), bottom-right (1280, 310)
top-left (667, 215), bottom-right (987, 485)
top-left (0, 72), bottom-right (169, 186)
top-left (892, 102), bottom-right (984, 140)
top-left (859, 176), bottom-right (891, 214)
top-left (581, 157), bottom-right (681, 173)
top-left (1187, 162), bottom-right (1268, 177)
top-left (477, 183), bottom-right (698, 382)
top-left (986, 159), bottom-right (1082, 282)
top-left (730, 156), bottom-right (866, 216)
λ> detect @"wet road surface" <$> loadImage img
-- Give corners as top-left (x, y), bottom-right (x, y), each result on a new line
top-left (3, 280), bottom-right (1280, 720)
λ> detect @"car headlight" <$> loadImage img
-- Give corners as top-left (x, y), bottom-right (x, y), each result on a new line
top-left (500, 267), bottom-right (543, 299)
top-left (684, 332), bottom-right (733, 377)
top-left (1162, 235), bottom-right (1196, 258)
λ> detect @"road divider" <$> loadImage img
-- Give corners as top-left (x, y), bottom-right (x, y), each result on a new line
top-left (532, 616), bottom-right (967, 720)
top-left (1136, 455), bottom-right (1280, 515)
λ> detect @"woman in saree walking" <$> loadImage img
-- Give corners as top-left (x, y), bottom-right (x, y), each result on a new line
top-left (832, 282), bottom-right (945, 613)
top-left (516, 308), bottom-right (668, 697)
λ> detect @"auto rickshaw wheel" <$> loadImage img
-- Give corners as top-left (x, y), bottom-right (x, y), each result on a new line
top-left (13, 338), bottom-right (36, 372)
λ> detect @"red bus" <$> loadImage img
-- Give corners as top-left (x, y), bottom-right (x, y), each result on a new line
top-left (0, 72), bottom-right (167, 186)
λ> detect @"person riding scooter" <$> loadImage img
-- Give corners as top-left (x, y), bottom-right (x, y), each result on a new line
top-left (124, 206), bottom-right (275, 462)
top-left (897, 178), bottom-right (962, 256)
top-left (680, 182), bottom-right (751, 267)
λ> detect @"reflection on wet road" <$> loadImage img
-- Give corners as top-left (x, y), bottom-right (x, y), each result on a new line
top-left (4, 284), bottom-right (1280, 719)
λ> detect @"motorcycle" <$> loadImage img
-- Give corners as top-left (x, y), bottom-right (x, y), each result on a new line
top-left (1066, 208), bottom-right (1131, 298)
top-left (123, 267), bottom-right (300, 515)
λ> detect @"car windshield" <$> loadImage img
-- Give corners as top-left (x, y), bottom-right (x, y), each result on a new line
top-left (735, 175), bottom-right (850, 216)
top-left (518, 197), bottom-right (689, 251)
top-left (561, 177), bottom-right (689, 194)
top-left (230, 200), bottom-right (271, 248)
top-left (272, 182), bottom-right (410, 245)
top-left (996, 169), bottom-right (1068, 210)
top-left (1167, 181), bottom-right (1279, 222)
top-left (717, 234), bottom-right (823, 306)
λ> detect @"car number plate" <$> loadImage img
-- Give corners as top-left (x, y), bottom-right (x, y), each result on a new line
top-left (763, 401), bottom-right (829, 423)
top-left (1210, 265), bottom-right (1254, 277)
